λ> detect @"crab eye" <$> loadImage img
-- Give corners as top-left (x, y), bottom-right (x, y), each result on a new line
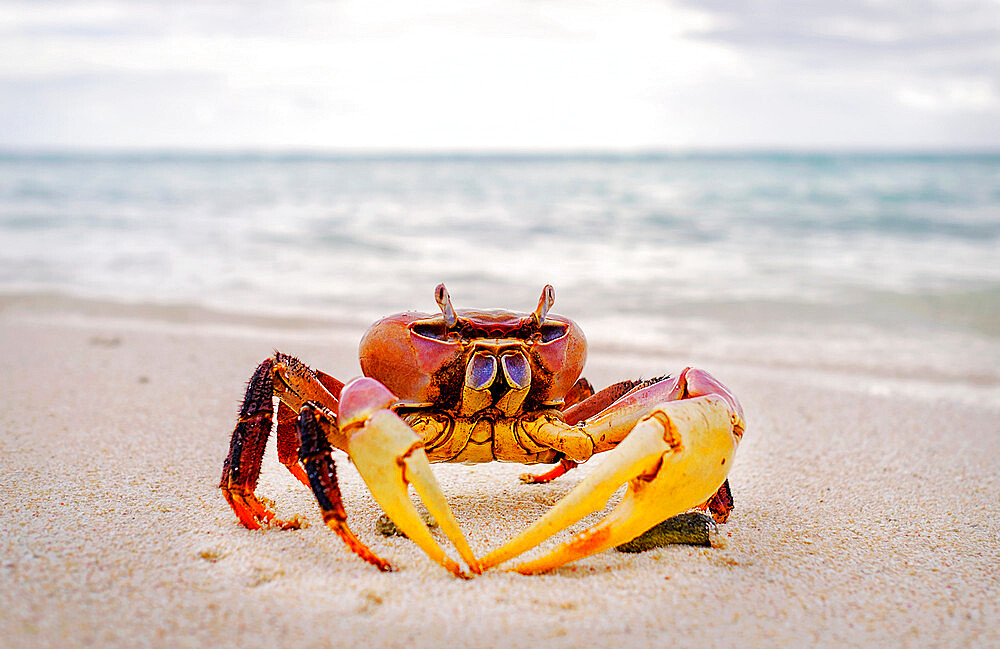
top-left (539, 322), bottom-right (568, 343)
top-left (501, 352), bottom-right (530, 389)
top-left (412, 322), bottom-right (449, 340)
top-left (466, 352), bottom-right (498, 390)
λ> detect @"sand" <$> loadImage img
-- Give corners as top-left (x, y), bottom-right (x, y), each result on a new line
top-left (1, 300), bottom-right (998, 649)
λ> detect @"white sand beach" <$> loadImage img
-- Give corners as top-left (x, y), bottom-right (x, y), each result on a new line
top-left (1, 299), bottom-right (998, 649)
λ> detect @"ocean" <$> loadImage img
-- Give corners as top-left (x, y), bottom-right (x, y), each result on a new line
top-left (1, 151), bottom-right (998, 353)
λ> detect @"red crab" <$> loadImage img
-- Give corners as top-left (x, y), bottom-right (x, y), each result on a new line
top-left (220, 285), bottom-right (745, 576)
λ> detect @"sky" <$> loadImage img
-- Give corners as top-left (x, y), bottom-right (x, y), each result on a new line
top-left (1, 0), bottom-right (998, 151)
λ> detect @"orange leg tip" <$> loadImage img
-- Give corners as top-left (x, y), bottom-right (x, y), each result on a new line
top-left (234, 510), bottom-right (261, 530)
top-left (223, 490), bottom-right (264, 530)
top-left (243, 495), bottom-right (276, 524)
top-left (286, 463), bottom-right (311, 488)
top-left (327, 519), bottom-right (395, 572)
top-left (520, 459), bottom-right (577, 484)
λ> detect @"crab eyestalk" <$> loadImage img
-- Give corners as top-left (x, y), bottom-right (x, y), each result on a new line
top-left (434, 283), bottom-right (458, 329)
top-left (531, 284), bottom-right (555, 327)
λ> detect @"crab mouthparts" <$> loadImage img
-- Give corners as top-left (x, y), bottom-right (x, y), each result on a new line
top-left (460, 344), bottom-right (531, 415)
top-left (466, 351), bottom-right (529, 391)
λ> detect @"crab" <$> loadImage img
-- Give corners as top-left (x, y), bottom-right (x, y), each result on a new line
top-left (220, 285), bottom-right (745, 577)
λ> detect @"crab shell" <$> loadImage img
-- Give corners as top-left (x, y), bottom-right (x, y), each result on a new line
top-left (359, 308), bottom-right (587, 409)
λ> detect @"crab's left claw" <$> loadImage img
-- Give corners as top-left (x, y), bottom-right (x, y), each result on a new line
top-left (480, 394), bottom-right (740, 574)
top-left (341, 378), bottom-right (481, 577)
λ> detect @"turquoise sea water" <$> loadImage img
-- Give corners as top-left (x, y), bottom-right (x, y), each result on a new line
top-left (1, 152), bottom-right (998, 338)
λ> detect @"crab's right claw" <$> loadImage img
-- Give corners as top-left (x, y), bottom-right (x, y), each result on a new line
top-left (341, 378), bottom-right (480, 577)
top-left (480, 394), bottom-right (741, 574)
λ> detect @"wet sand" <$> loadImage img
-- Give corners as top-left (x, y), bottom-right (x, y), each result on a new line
top-left (1, 302), bottom-right (998, 648)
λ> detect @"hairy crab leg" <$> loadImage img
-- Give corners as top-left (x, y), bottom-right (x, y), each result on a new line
top-left (700, 478), bottom-right (735, 523)
top-left (562, 378), bottom-right (645, 424)
top-left (562, 377), bottom-right (596, 410)
top-left (583, 368), bottom-right (745, 454)
top-left (220, 359), bottom-right (300, 529)
top-left (276, 402), bottom-right (311, 488)
top-left (296, 403), bottom-right (392, 571)
top-left (220, 353), bottom-right (344, 529)
top-left (341, 378), bottom-right (481, 577)
top-left (479, 395), bottom-right (740, 574)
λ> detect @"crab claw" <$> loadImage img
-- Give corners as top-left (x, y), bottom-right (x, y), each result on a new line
top-left (341, 377), bottom-right (481, 577)
top-left (479, 394), bottom-right (738, 574)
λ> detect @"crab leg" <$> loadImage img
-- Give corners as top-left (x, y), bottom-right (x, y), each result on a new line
top-left (221, 353), bottom-right (344, 529)
top-left (586, 369), bottom-right (742, 451)
top-left (479, 394), bottom-right (739, 574)
top-left (296, 403), bottom-right (393, 571)
top-left (341, 378), bottom-right (481, 577)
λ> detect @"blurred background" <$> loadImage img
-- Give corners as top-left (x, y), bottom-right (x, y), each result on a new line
top-left (1, 0), bottom-right (998, 362)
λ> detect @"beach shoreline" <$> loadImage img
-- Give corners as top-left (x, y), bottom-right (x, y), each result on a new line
top-left (1, 300), bottom-right (998, 648)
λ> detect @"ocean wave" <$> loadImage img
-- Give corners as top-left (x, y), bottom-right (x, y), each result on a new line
top-left (1, 152), bottom-right (997, 339)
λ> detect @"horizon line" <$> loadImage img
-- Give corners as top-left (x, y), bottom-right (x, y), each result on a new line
top-left (3, 145), bottom-right (1000, 161)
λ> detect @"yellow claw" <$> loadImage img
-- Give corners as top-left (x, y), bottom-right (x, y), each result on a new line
top-left (480, 395), bottom-right (738, 574)
top-left (348, 409), bottom-right (481, 577)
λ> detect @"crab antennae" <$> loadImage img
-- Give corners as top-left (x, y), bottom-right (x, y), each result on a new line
top-left (531, 285), bottom-right (555, 326)
top-left (434, 283), bottom-right (458, 329)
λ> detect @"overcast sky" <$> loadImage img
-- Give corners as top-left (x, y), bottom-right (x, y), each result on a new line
top-left (1, 0), bottom-right (998, 151)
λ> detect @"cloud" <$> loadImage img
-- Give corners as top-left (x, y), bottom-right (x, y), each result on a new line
top-left (674, 0), bottom-right (1000, 110)
top-left (0, 0), bottom-right (740, 149)
top-left (676, 0), bottom-right (1000, 59)
top-left (1, 0), bottom-right (998, 149)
